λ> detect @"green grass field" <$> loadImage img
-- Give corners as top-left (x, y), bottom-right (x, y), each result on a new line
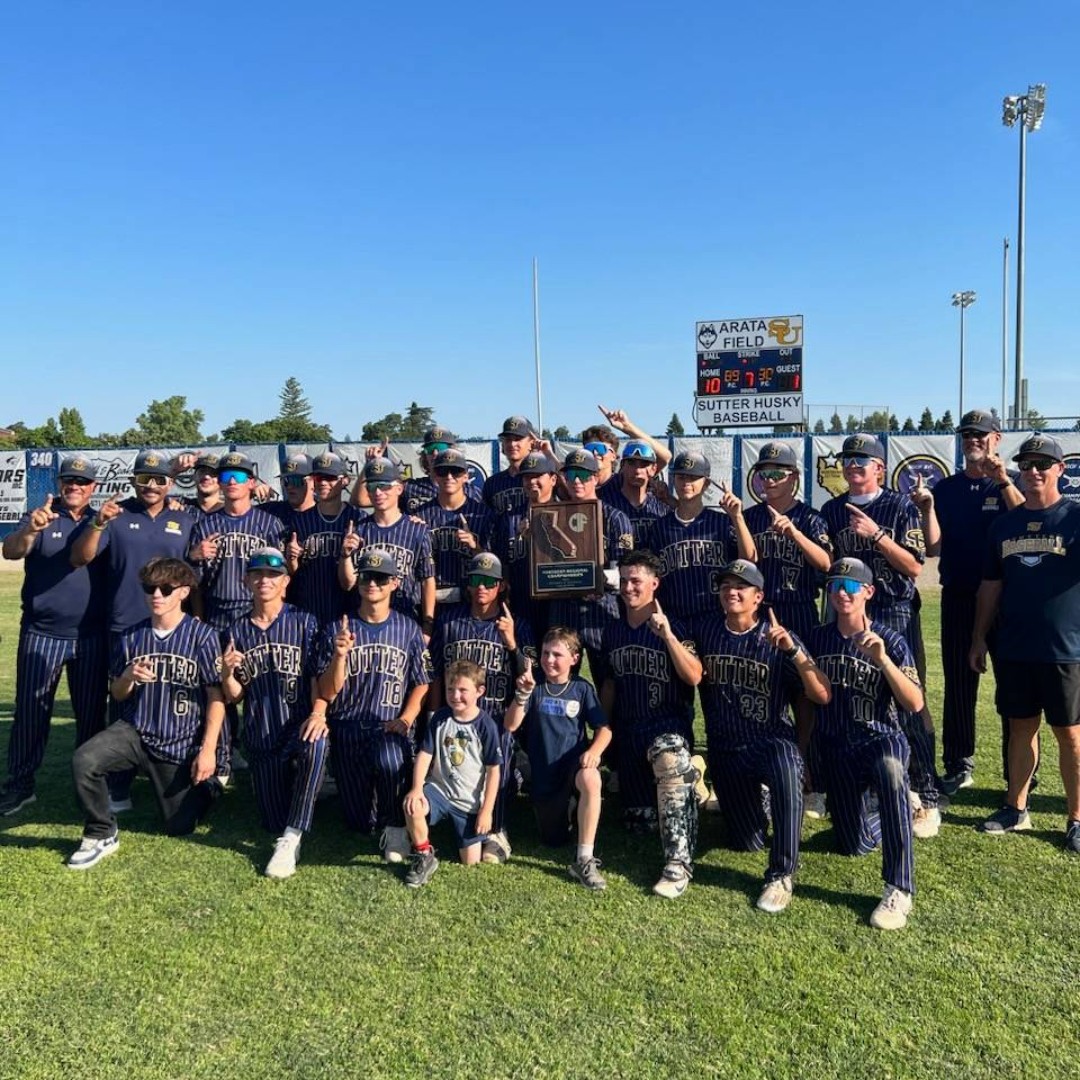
top-left (1, 571), bottom-right (1079, 1079)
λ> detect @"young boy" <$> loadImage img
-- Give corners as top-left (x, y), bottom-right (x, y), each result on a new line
top-left (402, 660), bottom-right (502, 886)
top-left (504, 627), bottom-right (611, 890)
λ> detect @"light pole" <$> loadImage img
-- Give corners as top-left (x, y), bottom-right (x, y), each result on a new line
top-left (951, 291), bottom-right (976, 421)
top-left (1002, 83), bottom-right (1046, 429)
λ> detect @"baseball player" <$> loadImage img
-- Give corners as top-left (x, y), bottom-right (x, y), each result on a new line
top-left (692, 559), bottom-right (829, 913)
top-left (340, 458), bottom-right (436, 637)
top-left (806, 558), bottom-right (924, 930)
top-left (504, 626), bottom-right (611, 890)
top-left (0, 457), bottom-right (110, 815)
top-left (180, 453), bottom-right (224, 519)
top-left (579, 424), bottom-right (620, 488)
top-left (598, 440), bottom-right (671, 547)
top-left (317, 548), bottom-right (432, 864)
top-left (283, 450), bottom-right (363, 625)
top-left (220, 548), bottom-right (328, 879)
top-left (401, 659), bottom-right (502, 886)
top-left (416, 448), bottom-right (495, 603)
top-left (67, 558), bottom-right (226, 869)
top-left (647, 450), bottom-right (755, 621)
top-left (598, 550), bottom-right (703, 898)
top-left (820, 433), bottom-right (941, 838)
top-left (916, 409), bottom-right (1023, 792)
top-left (402, 426), bottom-right (480, 515)
top-left (482, 416), bottom-right (537, 516)
top-left (262, 452), bottom-right (316, 523)
top-left (428, 552), bottom-right (533, 863)
top-left (972, 434), bottom-right (1080, 853)
top-left (595, 404), bottom-right (673, 471)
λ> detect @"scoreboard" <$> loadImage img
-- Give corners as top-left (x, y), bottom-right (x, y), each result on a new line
top-left (693, 315), bottom-right (805, 429)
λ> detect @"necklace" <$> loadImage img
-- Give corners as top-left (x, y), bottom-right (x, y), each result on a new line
top-left (544, 680), bottom-right (570, 697)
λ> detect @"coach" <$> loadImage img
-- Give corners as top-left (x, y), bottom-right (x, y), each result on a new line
top-left (971, 434), bottom-right (1080, 852)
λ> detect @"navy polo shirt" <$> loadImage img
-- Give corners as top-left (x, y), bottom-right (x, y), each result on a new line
top-left (933, 472), bottom-right (1018, 591)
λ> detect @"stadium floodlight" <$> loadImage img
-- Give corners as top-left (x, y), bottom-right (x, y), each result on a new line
top-left (951, 292), bottom-right (977, 420)
top-left (1002, 84), bottom-right (1047, 428)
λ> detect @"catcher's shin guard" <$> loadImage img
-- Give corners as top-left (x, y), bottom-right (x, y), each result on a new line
top-left (648, 734), bottom-right (699, 871)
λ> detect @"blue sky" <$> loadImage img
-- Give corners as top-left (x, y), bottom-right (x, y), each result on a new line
top-left (1, 2), bottom-right (1077, 442)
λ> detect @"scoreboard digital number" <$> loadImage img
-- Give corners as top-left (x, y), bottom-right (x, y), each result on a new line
top-left (696, 349), bottom-right (803, 396)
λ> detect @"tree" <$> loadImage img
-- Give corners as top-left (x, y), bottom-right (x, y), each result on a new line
top-left (400, 402), bottom-right (436, 440)
top-left (889, 414), bottom-right (900, 433)
top-left (902, 416), bottom-right (916, 433)
top-left (812, 419), bottom-right (825, 434)
top-left (845, 414), bottom-right (861, 434)
top-left (863, 410), bottom-right (891, 433)
top-left (58, 407), bottom-right (92, 446)
top-left (361, 412), bottom-right (404, 443)
top-left (543, 425), bottom-right (572, 441)
top-left (278, 377), bottom-right (312, 423)
top-left (125, 396), bottom-right (205, 447)
top-left (828, 412), bottom-right (843, 434)
top-left (934, 410), bottom-right (954, 433)
top-left (1026, 409), bottom-right (1047, 431)
top-left (918, 407), bottom-right (934, 433)
top-left (666, 413), bottom-right (685, 437)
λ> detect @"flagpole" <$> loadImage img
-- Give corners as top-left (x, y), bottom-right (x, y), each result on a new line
top-left (533, 257), bottom-right (543, 435)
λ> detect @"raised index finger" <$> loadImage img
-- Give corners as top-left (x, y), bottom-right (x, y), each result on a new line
top-left (501, 602), bottom-right (511, 619)
top-left (767, 607), bottom-right (780, 628)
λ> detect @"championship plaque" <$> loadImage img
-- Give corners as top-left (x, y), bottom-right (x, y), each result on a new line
top-left (529, 499), bottom-right (604, 599)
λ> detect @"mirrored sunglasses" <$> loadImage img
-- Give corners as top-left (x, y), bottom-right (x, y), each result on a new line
top-left (563, 467), bottom-right (593, 482)
top-left (583, 442), bottom-right (610, 457)
top-left (757, 469), bottom-right (793, 482)
top-left (1017, 457), bottom-right (1057, 472)
top-left (358, 571), bottom-right (393, 585)
top-left (841, 455), bottom-right (874, 468)
top-left (281, 475), bottom-right (308, 487)
top-left (219, 469), bottom-right (251, 485)
top-left (134, 473), bottom-right (169, 487)
top-left (468, 574), bottom-right (500, 589)
top-left (423, 441), bottom-right (452, 454)
top-left (827, 578), bottom-right (864, 595)
top-left (249, 553), bottom-right (287, 572)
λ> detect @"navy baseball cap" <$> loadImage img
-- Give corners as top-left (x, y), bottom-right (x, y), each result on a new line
top-left (621, 440), bottom-right (657, 462)
top-left (721, 560), bottom-right (765, 590)
top-left (58, 455), bottom-right (97, 481)
top-left (1013, 433), bottom-right (1064, 463)
top-left (422, 426), bottom-right (457, 450)
top-left (362, 457), bottom-right (403, 484)
top-left (247, 547), bottom-right (289, 575)
top-left (194, 453), bottom-right (221, 472)
top-left (754, 442), bottom-right (799, 470)
top-left (841, 433), bottom-right (886, 461)
top-left (561, 448), bottom-right (600, 474)
top-left (500, 416), bottom-right (534, 439)
top-left (518, 452), bottom-right (555, 475)
top-left (432, 448), bottom-right (469, 472)
top-left (216, 451), bottom-right (257, 477)
top-left (671, 450), bottom-right (710, 478)
top-left (827, 557), bottom-right (874, 586)
top-left (132, 450), bottom-right (172, 478)
top-left (280, 452), bottom-right (312, 478)
top-left (356, 547), bottom-right (400, 577)
top-left (310, 451), bottom-right (347, 477)
top-left (959, 409), bottom-right (1001, 434)
top-left (467, 552), bottom-right (504, 580)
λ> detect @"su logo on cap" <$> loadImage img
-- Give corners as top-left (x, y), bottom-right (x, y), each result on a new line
top-left (368, 553), bottom-right (384, 568)
top-left (838, 559), bottom-right (855, 576)
top-left (72, 458), bottom-right (89, 471)
top-left (762, 446), bottom-right (780, 459)
top-left (849, 437), bottom-right (867, 451)
top-left (731, 561), bottom-right (748, 574)
top-left (476, 554), bottom-right (496, 571)
top-left (566, 450), bottom-right (585, 466)
top-left (144, 453), bottom-right (160, 467)
top-left (223, 453), bottom-right (243, 466)
top-left (285, 460), bottom-right (299, 473)
top-left (369, 460), bottom-right (386, 475)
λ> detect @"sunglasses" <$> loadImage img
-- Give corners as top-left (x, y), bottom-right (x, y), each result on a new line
top-left (60, 476), bottom-right (93, 486)
top-left (365, 481), bottom-right (397, 491)
top-left (959, 429), bottom-right (988, 440)
top-left (134, 473), bottom-right (169, 487)
top-left (468, 574), bottom-right (500, 589)
top-left (841, 455), bottom-right (874, 468)
top-left (757, 469), bottom-right (793, 482)
top-left (434, 468), bottom-right (467, 478)
top-left (827, 578), bottom-right (864, 595)
top-left (622, 445), bottom-right (654, 460)
top-left (1017, 457), bottom-right (1058, 472)
top-left (141, 582), bottom-right (179, 596)
top-left (219, 469), bottom-right (252, 485)
top-left (563, 467), bottom-right (593, 483)
top-left (423, 442), bottom-right (452, 454)
top-left (583, 442), bottom-right (610, 457)
top-left (358, 571), bottom-right (393, 585)
top-left (281, 475), bottom-right (308, 487)
top-left (249, 553), bottom-right (287, 572)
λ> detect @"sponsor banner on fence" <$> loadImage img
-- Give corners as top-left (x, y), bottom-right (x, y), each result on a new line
top-left (671, 437), bottom-right (733, 506)
top-left (885, 436), bottom-right (955, 495)
top-left (0, 451), bottom-right (29, 524)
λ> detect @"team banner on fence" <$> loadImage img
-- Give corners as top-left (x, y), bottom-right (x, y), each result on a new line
top-left (328, 442), bottom-right (495, 491)
top-left (0, 451), bottom-right (28, 524)
top-left (672, 437), bottom-right (733, 506)
top-left (885, 436), bottom-right (956, 495)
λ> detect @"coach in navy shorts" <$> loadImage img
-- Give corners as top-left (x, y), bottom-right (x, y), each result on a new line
top-left (973, 434), bottom-right (1080, 852)
top-left (0, 456), bottom-right (109, 815)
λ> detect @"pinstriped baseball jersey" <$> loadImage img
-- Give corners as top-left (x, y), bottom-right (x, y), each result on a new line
top-left (404, 476), bottom-right (481, 516)
top-left (488, 510), bottom-right (550, 637)
top-left (820, 490), bottom-right (924, 605)
top-left (598, 482), bottom-right (670, 547)
top-left (743, 501), bottom-right (831, 607)
top-left (647, 509), bottom-right (736, 620)
top-left (96, 499), bottom-right (195, 632)
top-left (353, 516), bottom-right (436, 616)
top-left (189, 507), bottom-right (287, 628)
top-left (691, 615), bottom-right (802, 749)
top-left (806, 621), bottom-right (920, 741)
top-left (225, 604), bottom-right (321, 753)
top-left (315, 610), bottom-right (431, 732)
top-left (429, 603), bottom-right (535, 722)
top-left (286, 504), bottom-right (364, 624)
top-left (17, 505), bottom-right (108, 638)
top-left (416, 495), bottom-right (495, 589)
top-left (482, 470), bottom-right (527, 516)
top-left (109, 615), bottom-right (222, 763)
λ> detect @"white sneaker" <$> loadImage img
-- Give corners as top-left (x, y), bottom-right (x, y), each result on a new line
top-left (481, 829), bottom-right (512, 864)
top-left (265, 832), bottom-right (301, 879)
top-left (107, 796), bottom-right (133, 814)
top-left (757, 876), bottom-right (794, 914)
top-left (912, 806), bottom-right (941, 839)
top-left (380, 825), bottom-right (410, 864)
top-left (652, 862), bottom-right (691, 899)
top-left (870, 884), bottom-right (913, 930)
top-left (67, 833), bottom-right (119, 870)
top-left (804, 791), bottom-right (827, 820)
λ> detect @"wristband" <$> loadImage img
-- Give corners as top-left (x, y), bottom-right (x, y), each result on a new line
top-left (783, 643), bottom-right (801, 658)
top-left (420, 615), bottom-right (435, 634)
top-left (996, 479), bottom-right (1011, 489)
top-left (92, 518), bottom-right (107, 531)
top-left (871, 528), bottom-right (885, 544)
top-left (514, 690), bottom-right (533, 705)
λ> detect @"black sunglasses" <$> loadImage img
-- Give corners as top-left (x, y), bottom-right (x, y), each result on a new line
top-left (141, 582), bottom-right (179, 596)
